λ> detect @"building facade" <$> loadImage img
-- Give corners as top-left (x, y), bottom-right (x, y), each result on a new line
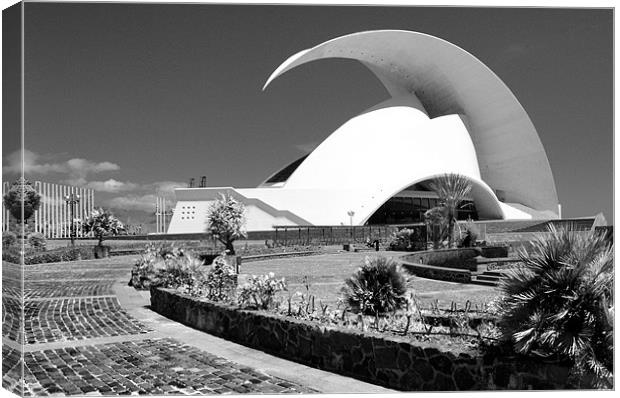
top-left (168, 30), bottom-right (560, 233)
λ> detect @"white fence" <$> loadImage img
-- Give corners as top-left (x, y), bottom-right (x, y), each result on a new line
top-left (2, 181), bottom-right (95, 239)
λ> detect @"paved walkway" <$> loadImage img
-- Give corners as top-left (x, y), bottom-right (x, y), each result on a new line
top-left (2, 255), bottom-right (392, 395)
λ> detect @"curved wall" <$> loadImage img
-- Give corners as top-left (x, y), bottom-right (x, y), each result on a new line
top-left (264, 30), bottom-right (559, 216)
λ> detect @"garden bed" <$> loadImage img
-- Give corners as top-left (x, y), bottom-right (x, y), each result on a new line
top-left (151, 287), bottom-right (573, 391)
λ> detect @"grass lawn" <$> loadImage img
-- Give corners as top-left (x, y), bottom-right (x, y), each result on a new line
top-left (240, 251), bottom-right (501, 311)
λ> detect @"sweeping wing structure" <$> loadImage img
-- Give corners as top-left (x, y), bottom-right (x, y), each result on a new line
top-left (168, 30), bottom-right (559, 233)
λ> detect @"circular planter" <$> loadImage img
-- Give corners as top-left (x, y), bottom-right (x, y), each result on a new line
top-left (94, 245), bottom-right (111, 258)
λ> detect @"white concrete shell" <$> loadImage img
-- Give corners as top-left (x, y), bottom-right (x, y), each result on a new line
top-left (264, 30), bottom-right (559, 215)
top-left (167, 30), bottom-right (558, 233)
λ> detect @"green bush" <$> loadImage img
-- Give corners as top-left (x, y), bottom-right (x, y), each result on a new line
top-left (459, 221), bottom-right (479, 247)
top-left (388, 228), bottom-right (413, 251)
top-left (2, 246), bottom-right (21, 264)
top-left (129, 243), bottom-right (187, 290)
top-left (238, 272), bottom-right (286, 310)
top-left (2, 246), bottom-right (95, 264)
top-left (341, 256), bottom-right (409, 315)
top-left (2, 231), bottom-right (18, 247)
top-left (129, 243), bottom-right (161, 289)
top-left (204, 253), bottom-right (238, 301)
top-left (497, 225), bottom-right (613, 388)
top-left (129, 243), bottom-right (214, 296)
top-left (27, 232), bottom-right (46, 251)
top-left (158, 251), bottom-right (205, 292)
top-left (388, 228), bottom-right (425, 251)
top-left (24, 247), bottom-right (93, 264)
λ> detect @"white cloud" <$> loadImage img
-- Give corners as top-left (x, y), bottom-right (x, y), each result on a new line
top-left (3, 149), bottom-right (120, 179)
top-left (83, 179), bottom-right (139, 193)
top-left (103, 181), bottom-right (184, 211)
top-left (65, 158), bottom-right (119, 175)
top-left (3, 150), bottom-right (188, 209)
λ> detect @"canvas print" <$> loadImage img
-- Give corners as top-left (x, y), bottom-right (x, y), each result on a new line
top-left (1, 1), bottom-right (614, 395)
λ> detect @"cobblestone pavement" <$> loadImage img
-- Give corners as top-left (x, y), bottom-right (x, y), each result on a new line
top-left (23, 297), bottom-right (151, 344)
top-left (2, 256), bottom-right (317, 395)
top-left (24, 281), bottom-right (115, 299)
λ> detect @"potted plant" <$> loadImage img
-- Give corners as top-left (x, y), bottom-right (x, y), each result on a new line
top-left (82, 208), bottom-right (125, 258)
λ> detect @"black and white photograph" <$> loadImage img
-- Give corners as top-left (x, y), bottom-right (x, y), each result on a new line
top-left (1, 0), bottom-right (615, 395)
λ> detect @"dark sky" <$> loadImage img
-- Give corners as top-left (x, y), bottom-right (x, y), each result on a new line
top-left (4, 3), bottom-right (613, 220)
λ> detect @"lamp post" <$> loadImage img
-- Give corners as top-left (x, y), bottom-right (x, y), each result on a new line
top-left (347, 210), bottom-right (355, 227)
top-left (347, 210), bottom-right (355, 240)
top-left (64, 193), bottom-right (80, 246)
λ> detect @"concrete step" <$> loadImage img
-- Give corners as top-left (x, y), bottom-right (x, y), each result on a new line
top-left (481, 271), bottom-right (506, 277)
top-left (475, 274), bottom-right (502, 282)
top-left (470, 277), bottom-right (499, 287)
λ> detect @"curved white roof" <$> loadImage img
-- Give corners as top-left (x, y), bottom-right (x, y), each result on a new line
top-left (263, 30), bottom-right (559, 215)
top-left (169, 30), bottom-right (558, 233)
top-left (260, 99), bottom-right (505, 223)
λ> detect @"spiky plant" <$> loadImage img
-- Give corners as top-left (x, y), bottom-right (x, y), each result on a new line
top-left (497, 225), bottom-right (613, 388)
top-left (429, 174), bottom-right (472, 248)
top-left (341, 256), bottom-right (408, 315)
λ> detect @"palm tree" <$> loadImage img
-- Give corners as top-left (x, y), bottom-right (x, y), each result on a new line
top-left (429, 174), bottom-right (472, 248)
top-left (497, 225), bottom-right (613, 388)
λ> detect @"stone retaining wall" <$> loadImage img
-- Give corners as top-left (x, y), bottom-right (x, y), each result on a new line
top-left (151, 288), bottom-right (573, 391)
top-left (399, 261), bottom-right (471, 283)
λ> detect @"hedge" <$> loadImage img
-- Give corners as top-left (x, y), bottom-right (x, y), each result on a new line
top-left (2, 246), bottom-right (94, 265)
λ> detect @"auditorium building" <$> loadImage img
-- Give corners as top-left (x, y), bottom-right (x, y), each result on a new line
top-left (168, 30), bottom-right (560, 233)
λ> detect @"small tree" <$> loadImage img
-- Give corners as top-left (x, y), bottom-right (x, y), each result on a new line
top-left (3, 178), bottom-right (41, 227)
top-left (82, 208), bottom-right (125, 246)
top-left (429, 174), bottom-right (472, 248)
top-left (207, 194), bottom-right (246, 255)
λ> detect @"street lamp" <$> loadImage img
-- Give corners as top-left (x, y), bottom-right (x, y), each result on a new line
top-left (347, 210), bottom-right (355, 227)
top-left (64, 193), bottom-right (80, 246)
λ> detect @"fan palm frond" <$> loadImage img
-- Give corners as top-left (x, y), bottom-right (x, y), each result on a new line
top-left (496, 225), bottom-right (613, 388)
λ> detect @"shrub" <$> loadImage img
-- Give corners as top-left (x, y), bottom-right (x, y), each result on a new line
top-left (341, 256), bottom-right (409, 316)
top-left (129, 243), bottom-right (164, 289)
top-left (388, 228), bottom-right (413, 251)
top-left (425, 206), bottom-right (448, 249)
top-left (388, 227), bottom-right (426, 251)
top-left (2, 245), bottom-right (94, 265)
top-left (27, 232), bottom-right (46, 251)
top-left (158, 251), bottom-right (205, 293)
top-left (459, 221), bottom-right (479, 247)
top-left (82, 208), bottom-right (125, 246)
top-left (238, 272), bottom-right (287, 310)
top-left (204, 253), bottom-right (238, 301)
top-left (129, 243), bottom-right (203, 291)
top-left (2, 246), bottom-right (22, 264)
top-left (25, 246), bottom-right (93, 264)
top-left (2, 231), bottom-right (17, 247)
top-left (496, 225), bottom-right (613, 388)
